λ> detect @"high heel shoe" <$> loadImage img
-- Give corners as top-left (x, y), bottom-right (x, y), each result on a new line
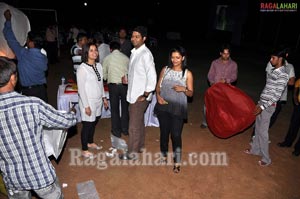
top-left (173, 164), bottom-right (181, 173)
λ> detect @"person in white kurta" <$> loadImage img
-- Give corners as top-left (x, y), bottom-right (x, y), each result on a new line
top-left (77, 42), bottom-right (108, 158)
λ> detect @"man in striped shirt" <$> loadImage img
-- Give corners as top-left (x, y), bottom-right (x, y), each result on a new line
top-left (244, 48), bottom-right (289, 166)
top-left (0, 57), bottom-right (77, 198)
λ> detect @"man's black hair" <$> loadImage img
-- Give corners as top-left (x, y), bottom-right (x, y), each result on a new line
top-left (133, 26), bottom-right (147, 38)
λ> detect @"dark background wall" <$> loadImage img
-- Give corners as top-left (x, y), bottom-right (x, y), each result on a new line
top-left (2, 0), bottom-right (300, 52)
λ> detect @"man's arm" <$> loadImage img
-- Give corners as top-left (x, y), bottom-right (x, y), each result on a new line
top-left (39, 100), bottom-right (77, 129)
top-left (288, 64), bottom-right (295, 86)
top-left (2, 9), bottom-right (24, 59)
top-left (144, 54), bottom-right (157, 94)
top-left (207, 61), bottom-right (215, 85)
top-left (227, 61), bottom-right (238, 84)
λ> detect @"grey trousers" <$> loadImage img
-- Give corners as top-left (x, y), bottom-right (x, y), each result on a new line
top-left (201, 103), bottom-right (207, 126)
top-left (7, 177), bottom-right (63, 199)
top-left (250, 105), bottom-right (275, 164)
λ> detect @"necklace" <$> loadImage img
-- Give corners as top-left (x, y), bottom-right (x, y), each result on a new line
top-left (87, 63), bottom-right (101, 81)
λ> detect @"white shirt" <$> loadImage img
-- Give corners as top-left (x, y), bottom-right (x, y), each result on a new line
top-left (77, 62), bottom-right (105, 121)
top-left (127, 44), bottom-right (157, 104)
top-left (98, 43), bottom-right (110, 65)
top-left (265, 61), bottom-right (295, 101)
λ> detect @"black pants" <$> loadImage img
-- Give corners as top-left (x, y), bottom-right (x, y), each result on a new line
top-left (21, 84), bottom-right (48, 102)
top-left (108, 84), bottom-right (129, 137)
top-left (282, 105), bottom-right (300, 151)
top-left (81, 117), bottom-right (100, 151)
top-left (157, 111), bottom-right (184, 163)
top-left (45, 41), bottom-right (58, 64)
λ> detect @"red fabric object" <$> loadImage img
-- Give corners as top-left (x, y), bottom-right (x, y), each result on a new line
top-left (205, 83), bottom-right (256, 138)
top-left (67, 79), bottom-right (75, 83)
top-left (64, 83), bottom-right (78, 94)
top-left (103, 83), bottom-right (109, 92)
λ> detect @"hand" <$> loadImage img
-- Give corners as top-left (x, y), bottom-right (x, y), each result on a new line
top-left (137, 95), bottom-right (146, 102)
top-left (69, 107), bottom-right (76, 114)
top-left (172, 85), bottom-right (185, 92)
top-left (219, 79), bottom-right (226, 83)
top-left (85, 107), bottom-right (91, 116)
top-left (157, 95), bottom-right (168, 105)
top-left (121, 75), bottom-right (128, 84)
top-left (4, 10), bottom-right (11, 21)
top-left (253, 105), bottom-right (262, 116)
top-left (103, 98), bottom-right (109, 110)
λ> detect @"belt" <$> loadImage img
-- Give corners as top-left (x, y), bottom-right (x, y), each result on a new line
top-left (22, 84), bottom-right (46, 89)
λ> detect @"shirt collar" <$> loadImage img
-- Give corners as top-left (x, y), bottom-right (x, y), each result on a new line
top-left (131, 43), bottom-right (146, 54)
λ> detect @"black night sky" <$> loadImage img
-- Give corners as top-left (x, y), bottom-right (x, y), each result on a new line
top-left (2, 0), bottom-right (300, 51)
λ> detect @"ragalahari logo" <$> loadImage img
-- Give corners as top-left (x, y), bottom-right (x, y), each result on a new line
top-left (260, 2), bottom-right (297, 12)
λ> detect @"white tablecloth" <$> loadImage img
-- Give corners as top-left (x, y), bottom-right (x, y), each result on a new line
top-left (144, 95), bottom-right (159, 127)
top-left (57, 84), bottom-right (159, 127)
top-left (43, 127), bottom-right (67, 160)
top-left (57, 84), bottom-right (111, 122)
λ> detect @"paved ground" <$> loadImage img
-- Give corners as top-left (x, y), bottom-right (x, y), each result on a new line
top-left (1, 39), bottom-right (299, 199)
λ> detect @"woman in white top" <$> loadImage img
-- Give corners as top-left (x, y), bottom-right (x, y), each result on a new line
top-left (77, 42), bottom-right (108, 158)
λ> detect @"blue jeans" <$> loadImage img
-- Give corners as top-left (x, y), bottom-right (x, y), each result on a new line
top-left (7, 177), bottom-right (63, 199)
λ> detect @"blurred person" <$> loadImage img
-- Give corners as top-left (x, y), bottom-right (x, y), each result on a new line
top-left (77, 42), bottom-right (109, 158)
top-left (201, 43), bottom-right (238, 128)
top-left (70, 32), bottom-right (88, 75)
top-left (277, 77), bottom-right (300, 156)
top-left (119, 26), bottom-right (157, 160)
top-left (244, 48), bottom-right (289, 166)
top-left (0, 57), bottom-right (77, 198)
top-left (3, 9), bottom-right (48, 102)
top-left (154, 46), bottom-right (194, 173)
top-left (118, 27), bottom-right (132, 57)
top-left (45, 23), bottom-right (58, 64)
top-left (93, 32), bottom-right (110, 65)
top-left (68, 24), bottom-right (79, 45)
top-left (103, 41), bottom-right (129, 138)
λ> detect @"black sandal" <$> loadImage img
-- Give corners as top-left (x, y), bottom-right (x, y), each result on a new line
top-left (173, 165), bottom-right (180, 173)
top-left (160, 157), bottom-right (167, 164)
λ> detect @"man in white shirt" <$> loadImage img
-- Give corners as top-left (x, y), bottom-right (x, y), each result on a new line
top-left (120, 26), bottom-right (157, 159)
